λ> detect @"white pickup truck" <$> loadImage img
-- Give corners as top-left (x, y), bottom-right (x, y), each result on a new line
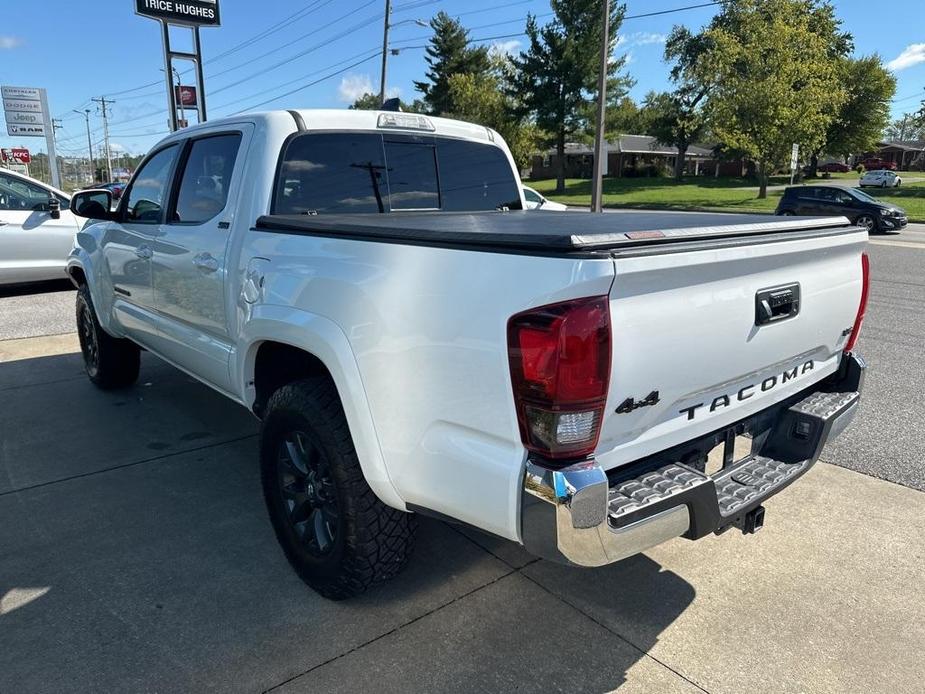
top-left (67, 109), bottom-right (868, 599)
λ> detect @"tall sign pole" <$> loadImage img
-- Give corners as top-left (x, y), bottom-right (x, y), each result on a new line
top-left (136, 0), bottom-right (220, 131)
top-left (590, 0), bottom-right (610, 214)
top-left (2, 86), bottom-right (60, 187)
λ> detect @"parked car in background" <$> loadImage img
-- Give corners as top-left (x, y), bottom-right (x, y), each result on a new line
top-left (522, 185), bottom-right (567, 210)
top-left (859, 170), bottom-right (902, 188)
top-left (862, 158), bottom-right (897, 171)
top-left (80, 181), bottom-right (125, 200)
top-left (776, 184), bottom-right (907, 233)
top-left (0, 168), bottom-right (80, 286)
top-left (818, 162), bottom-right (850, 173)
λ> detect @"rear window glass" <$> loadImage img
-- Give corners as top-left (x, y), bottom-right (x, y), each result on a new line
top-left (274, 131), bottom-right (520, 214)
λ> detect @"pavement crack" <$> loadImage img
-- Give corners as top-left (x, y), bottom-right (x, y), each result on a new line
top-left (0, 434), bottom-right (258, 497)
top-left (517, 570), bottom-right (712, 694)
top-left (261, 567), bottom-right (521, 693)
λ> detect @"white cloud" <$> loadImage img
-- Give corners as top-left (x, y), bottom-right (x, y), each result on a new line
top-left (624, 51), bottom-right (635, 66)
top-left (386, 86), bottom-right (401, 99)
top-left (337, 74), bottom-right (374, 104)
top-left (887, 43), bottom-right (925, 72)
top-left (632, 32), bottom-right (667, 46)
top-left (0, 36), bottom-right (23, 50)
top-left (614, 32), bottom-right (667, 52)
top-left (490, 39), bottom-right (522, 56)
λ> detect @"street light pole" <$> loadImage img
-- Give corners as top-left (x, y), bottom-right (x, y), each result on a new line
top-left (74, 109), bottom-right (94, 183)
top-left (590, 0), bottom-right (610, 213)
top-left (379, 0), bottom-right (392, 105)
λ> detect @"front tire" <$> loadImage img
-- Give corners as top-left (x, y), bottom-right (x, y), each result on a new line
top-left (260, 378), bottom-right (415, 600)
top-left (855, 214), bottom-right (877, 234)
top-left (75, 285), bottom-right (140, 389)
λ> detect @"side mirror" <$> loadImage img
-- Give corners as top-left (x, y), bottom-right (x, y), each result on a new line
top-left (48, 197), bottom-right (61, 219)
top-left (70, 189), bottom-right (114, 220)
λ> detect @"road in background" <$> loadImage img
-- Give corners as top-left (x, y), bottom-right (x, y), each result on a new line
top-left (0, 280), bottom-right (74, 340)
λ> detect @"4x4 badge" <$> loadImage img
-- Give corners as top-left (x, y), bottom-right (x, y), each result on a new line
top-left (615, 390), bottom-right (660, 414)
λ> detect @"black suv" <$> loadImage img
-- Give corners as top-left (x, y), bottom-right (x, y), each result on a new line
top-left (776, 185), bottom-right (907, 233)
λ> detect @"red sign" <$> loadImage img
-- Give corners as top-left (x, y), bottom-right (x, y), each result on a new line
top-left (1, 147), bottom-right (30, 164)
top-left (174, 85), bottom-right (197, 107)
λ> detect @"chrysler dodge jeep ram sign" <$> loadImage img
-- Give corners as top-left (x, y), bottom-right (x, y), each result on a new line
top-left (135, 0), bottom-right (220, 27)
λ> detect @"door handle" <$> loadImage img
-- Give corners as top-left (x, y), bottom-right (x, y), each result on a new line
top-left (192, 252), bottom-right (219, 273)
top-left (134, 244), bottom-right (152, 259)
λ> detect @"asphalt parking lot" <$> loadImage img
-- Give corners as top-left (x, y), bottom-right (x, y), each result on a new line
top-left (1, 225), bottom-right (924, 693)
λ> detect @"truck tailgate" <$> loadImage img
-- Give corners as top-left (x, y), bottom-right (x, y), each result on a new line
top-left (596, 226), bottom-right (867, 470)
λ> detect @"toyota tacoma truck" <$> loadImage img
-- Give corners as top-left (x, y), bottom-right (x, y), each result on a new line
top-left (67, 109), bottom-right (868, 599)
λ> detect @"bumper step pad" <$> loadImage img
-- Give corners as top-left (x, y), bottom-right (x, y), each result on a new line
top-left (606, 386), bottom-right (861, 534)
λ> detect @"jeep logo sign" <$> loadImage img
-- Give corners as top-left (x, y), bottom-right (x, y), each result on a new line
top-left (135, 0), bottom-right (220, 27)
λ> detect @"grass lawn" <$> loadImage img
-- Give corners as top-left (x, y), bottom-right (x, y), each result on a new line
top-left (528, 175), bottom-right (925, 222)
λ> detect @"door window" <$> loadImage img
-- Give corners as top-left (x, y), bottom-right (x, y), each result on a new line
top-left (0, 173), bottom-right (53, 211)
top-left (124, 144), bottom-right (179, 223)
top-left (173, 133), bottom-right (242, 224)
top-left (523, 188), bottom-right (543, 204)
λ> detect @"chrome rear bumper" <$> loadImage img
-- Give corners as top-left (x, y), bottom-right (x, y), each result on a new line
top-left (520, 353), bottom-right (865, 567)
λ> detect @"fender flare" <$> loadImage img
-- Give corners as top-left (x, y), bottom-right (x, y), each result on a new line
top-left (237, 305), bottom-right (406, 511)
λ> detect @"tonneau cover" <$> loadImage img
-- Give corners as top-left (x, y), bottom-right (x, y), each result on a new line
top-left (255, 210), bottom-right (853, 253)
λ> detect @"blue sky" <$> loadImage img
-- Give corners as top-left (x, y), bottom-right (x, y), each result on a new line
top-left (1, 0), bottom-right (923, 158)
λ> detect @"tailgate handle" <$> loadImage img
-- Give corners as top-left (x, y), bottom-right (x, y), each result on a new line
top-left (755, 283), bottom-right (800, 325)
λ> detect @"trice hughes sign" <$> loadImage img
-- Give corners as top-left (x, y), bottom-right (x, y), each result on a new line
top-left (135, 0), bottom-right (220, 27)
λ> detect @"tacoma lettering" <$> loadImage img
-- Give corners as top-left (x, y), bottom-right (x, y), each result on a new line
top-left (680, 360), bottom-right (815, 420)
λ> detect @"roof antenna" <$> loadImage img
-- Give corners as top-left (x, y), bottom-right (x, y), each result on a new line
top-left (380, 97), bottom-right (402, 112)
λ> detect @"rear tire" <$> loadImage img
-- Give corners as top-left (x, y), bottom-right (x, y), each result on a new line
top-left (779, 210), bottom-right (794, 216)
top-left (75, 285), bottom-right (140, 389)
top-left (260, 377), bottom-right (416, 600)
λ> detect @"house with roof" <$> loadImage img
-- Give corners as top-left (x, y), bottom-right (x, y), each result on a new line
top-left (529, 135), bottom-right (727, 179)
top-left (872, 140), bottom-right (925, 170)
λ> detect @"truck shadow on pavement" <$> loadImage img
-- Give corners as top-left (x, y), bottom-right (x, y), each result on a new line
top-left (0, 352), bottom-right (696, 693)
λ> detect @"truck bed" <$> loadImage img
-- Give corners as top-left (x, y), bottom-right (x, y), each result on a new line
top-left (255, 210), bottom-right (855, 255)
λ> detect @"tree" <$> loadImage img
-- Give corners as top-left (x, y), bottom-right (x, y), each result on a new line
top-left (445, 54), bottom-right (539, 170)
top-left (884, 112), bottom-right (925, 142)
top-left (699, 0), bottom-right (852, 197)
top-left (806, 55), bottom-right (895, 175)
top-left (413, 12), bottom-right (491, 115)
top-left (510, 0), bottom-right (628, 193)
top-left (643, 26), bottom-right (714, 180)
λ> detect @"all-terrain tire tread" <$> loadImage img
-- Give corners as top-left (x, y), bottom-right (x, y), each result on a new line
top-left (261, 377), bottom-right (415, 600)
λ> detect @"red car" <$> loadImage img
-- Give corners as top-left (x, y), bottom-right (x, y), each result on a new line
top-left (818, 162), bottom-right (850, 173)
top-left (862, 158), bottom-right (897, 171)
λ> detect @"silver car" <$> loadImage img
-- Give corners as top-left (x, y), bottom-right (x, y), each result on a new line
top-left (0, 169), bottom-right (80, 286)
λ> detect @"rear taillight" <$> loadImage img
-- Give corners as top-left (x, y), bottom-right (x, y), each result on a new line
top-left (507, 296), bottom-right (611, 461)
top-left (844, 252), bottom-right (870, 353)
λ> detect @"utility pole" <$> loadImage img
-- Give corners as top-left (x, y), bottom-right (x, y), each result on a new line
top-left (92, 96), bottom-right (114, 182)
top-left (51, 118), bottom-right (64, 187)
top-left (74, 109), bottom-right (93, 183)
top-left (379, 0), bottom-right (392, 106)
top-left (590, 0), bottom-right (610, 213)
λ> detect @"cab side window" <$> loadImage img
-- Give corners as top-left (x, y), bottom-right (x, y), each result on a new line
top-left (173, 133), bottom-right (242, 224)
top-left (124, 144), bottom-right (179, 223)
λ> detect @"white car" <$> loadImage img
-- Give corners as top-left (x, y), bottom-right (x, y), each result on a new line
top-left (0, 169), bottom-right (80, 286)
top-left (859, 170), bottom-right (901, 188)
top-left (522, 185), bottom-right (567, 210)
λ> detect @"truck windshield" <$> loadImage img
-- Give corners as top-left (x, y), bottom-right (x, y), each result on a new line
top-left (274, 131), bottom-right (521, 214)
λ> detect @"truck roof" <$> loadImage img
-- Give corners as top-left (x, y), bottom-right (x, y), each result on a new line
top-left (256, 210), bottom-right (856, 256)
top-left (159, 108), bottom-right (496, 144)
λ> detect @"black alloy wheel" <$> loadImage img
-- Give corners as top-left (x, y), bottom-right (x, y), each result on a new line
top-left (276, 430), bottom-right (340, 557)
